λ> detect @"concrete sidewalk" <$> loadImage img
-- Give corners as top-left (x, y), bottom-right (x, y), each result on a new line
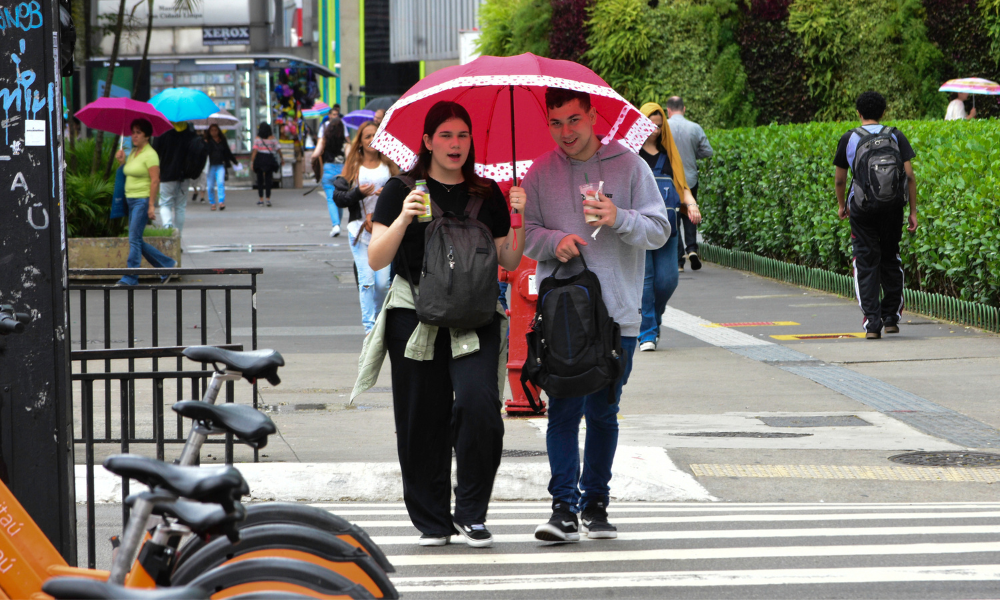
top-left (88, 188), bottom-right (1000, 505)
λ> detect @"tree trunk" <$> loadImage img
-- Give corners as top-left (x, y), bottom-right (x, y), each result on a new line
top-left (132, 0), bottom-right (154, 100)
top-left (91, 0), bottom-right (127, 174)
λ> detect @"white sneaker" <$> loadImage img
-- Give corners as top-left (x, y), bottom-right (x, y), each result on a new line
top-left (639, 341), bottom-right (656, 352)
top-left (330, 225), bottom-right (341, 237)
top-left (418, 534), bottom-right (450, 546)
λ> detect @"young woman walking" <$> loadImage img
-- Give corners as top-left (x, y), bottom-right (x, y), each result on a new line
top-left (367, 101), bottom-right (526, 548)
top-left (114, 118), bottom-right (177, 286)
top-left (636, 102), bottom-right (702, 352)
top-left (312, 116), bottom-right (347, 237)
top-left (250, 122), bottom-right (281, 206)
top-left (204, 124), bottom-right (237, 211)
top-left (331, 120), bottom-right (397, 333)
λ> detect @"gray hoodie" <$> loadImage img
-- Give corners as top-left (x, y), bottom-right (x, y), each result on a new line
top-left (523, 139), bottom-right (671, 337)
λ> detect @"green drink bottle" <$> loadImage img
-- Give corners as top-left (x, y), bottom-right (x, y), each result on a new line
top-left (415, 179), bottom-right (432, 222)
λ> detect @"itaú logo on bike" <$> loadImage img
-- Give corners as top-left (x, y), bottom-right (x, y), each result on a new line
top-left (0, 503), bottom-right (23, 538)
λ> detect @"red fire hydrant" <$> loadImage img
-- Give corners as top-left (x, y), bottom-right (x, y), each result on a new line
top-left (499, 256), bottom-right (545, 415)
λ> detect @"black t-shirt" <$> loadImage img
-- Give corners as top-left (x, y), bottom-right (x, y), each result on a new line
top-left (372, 176), bottom-right (512, 283)
top-left (639, 144), bottom-right (674, 179)
top-left (833, 126), bottom-right (916, 172)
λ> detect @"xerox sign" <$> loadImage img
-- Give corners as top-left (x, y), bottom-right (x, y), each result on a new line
top-left (202, 26), bottom-right (250, 46)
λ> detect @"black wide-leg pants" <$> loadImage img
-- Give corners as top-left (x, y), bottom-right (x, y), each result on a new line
top-left (850, 204), bottom-right (905, 333)
top-left (385, 308), bottom-right (504, 536)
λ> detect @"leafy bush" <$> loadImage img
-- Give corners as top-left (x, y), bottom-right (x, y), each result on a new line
top-left (550, 0), bottom-right (592, 63)
top-left (583, 0), bottom-right (651, 101)
top-left (698, 119), bottom-right (1000, 305)
top-left (476, 0), bottom-right (551, 57)
top-left (924, 0), bottom-right (1000, 119)
top-left (64, 137), bottom-right (126, 238)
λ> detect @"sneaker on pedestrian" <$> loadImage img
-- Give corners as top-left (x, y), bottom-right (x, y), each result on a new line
top-left (678, 256), bottom-right (686, 271)
top-left (884, 324), bottom-right (899, 334)
top-left (688, 252), bottom-right (702, 271)
top-left (453, 522), bottom-right (493, 548)
top-left (330, 225), bottom-right (341, 237)
top-left (581, 501), bottom-right (617, 539)
top-left (418, 534), bottom-right (451, 547)
top-left (639, 341), bottom-right (656, 352)
top-left (534, 502), bottom-right (580, 542)
top-left (866, 331), bottom-right (881, 339)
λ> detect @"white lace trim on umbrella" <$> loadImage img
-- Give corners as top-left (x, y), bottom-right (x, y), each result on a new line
top-left (372, 130), bottom-right (418, 171)
top-left (474, 160), bottom-right (534, 183)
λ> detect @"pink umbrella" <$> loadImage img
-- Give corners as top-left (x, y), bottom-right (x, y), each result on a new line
top-left (75, 97), bottom-right (173, 137)
top-left (371, 53), bottom-right (656, 183)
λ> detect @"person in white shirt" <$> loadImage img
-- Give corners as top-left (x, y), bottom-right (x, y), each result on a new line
top-left (945, 93), bottom-right (976, 120)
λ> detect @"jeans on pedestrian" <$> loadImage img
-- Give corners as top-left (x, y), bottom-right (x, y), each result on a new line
top-left (348, 229), bottom-right (390, 333)
top-left (206, 164), bottom-right (226, 205)
top-left (321, 163), bottom-right (344, 227)
top-left (545, 336), bottom-right (637, 513)
top-left (639, 234), bottom-right (679, 344)
top-left (158, 180), bottom-right (187, 234)
top-left (119, 197), bottom-right (176, 286)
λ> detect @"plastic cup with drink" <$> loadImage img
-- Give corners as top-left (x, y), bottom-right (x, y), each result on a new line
top-left (580, 182), bottom-right (601, 224)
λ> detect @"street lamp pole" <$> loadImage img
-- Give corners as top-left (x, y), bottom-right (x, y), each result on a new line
top-left (0, 0), bottom-right (77, 563)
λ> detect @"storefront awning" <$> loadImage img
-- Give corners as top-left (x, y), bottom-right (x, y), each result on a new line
top-left (88, 53), bottom-right (338, 78)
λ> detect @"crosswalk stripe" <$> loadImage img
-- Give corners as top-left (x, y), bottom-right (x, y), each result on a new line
top-left (370, 524), bottom-right (1000, 546)
top-left (327, 505), bottom-right (1000, 516)
top-left (387, 541), bottom-right (1000, 567)
top-left (391, 564), bottom-right (1000, 592)
top-left (310, 501), bottom-right (1000, 509)
top-left (353, 510), bottom-right (1000, 528)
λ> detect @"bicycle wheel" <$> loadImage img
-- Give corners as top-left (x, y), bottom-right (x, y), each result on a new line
top-left (174, 502), bottom-right (393, 573)
top-left (186, 556), bottom-right (374, 599)
top-left (171, 523), bottom-right (397, 599)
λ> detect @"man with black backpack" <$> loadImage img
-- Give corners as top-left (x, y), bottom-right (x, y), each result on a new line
top-left (523, 88), bottom-right (671, 543)
top-left (834, 91), bottom-right (918, 339)
top-left (153, 121), bottom-right (201, 236)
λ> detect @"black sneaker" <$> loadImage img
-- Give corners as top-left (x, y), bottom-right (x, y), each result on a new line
top-left (678, 255), bottom-right (686, 271)
top-left (688, 252), bottom-right (702, 271)
top-left (534, 502), bottom-right (580, 542)
top-left (581, 501), bottom-right (617, 539)
top-left (453, 522), bottom-right (493, 548)
top-left (884, 324), bottom-right (899, 334)
top-left (866, 331), bottom-right (881, 339)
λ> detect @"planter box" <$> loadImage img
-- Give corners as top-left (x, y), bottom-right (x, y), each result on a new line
top-left (68, 230), bottom-right (181, 280)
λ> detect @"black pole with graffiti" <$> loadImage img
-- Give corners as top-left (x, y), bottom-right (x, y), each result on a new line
top-left (0, 0), bottom-right (77, 562)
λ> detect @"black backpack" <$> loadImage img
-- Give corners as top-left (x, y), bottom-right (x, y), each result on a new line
top-left (850, 126), bottom-right (906, 212)
top-left (397, 176), bottom-right (499, 330)
top-left (521, 254), bottom-right (623, 409)
top-left (183, 135), bottom-right (210, 181)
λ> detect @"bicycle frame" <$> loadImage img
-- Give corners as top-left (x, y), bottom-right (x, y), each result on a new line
top-left (178, 370), bottom-right (243, 466)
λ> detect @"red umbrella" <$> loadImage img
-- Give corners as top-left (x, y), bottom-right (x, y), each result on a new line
top-left (370, 53), bottom-right (657, 184)
top-left (75, 97), bottom-right (173, 137)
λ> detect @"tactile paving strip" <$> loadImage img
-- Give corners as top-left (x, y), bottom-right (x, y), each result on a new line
top-left (691, 463), bottom-right (1000, 483)
top-left (662, 308), bottom-right (1000, 449)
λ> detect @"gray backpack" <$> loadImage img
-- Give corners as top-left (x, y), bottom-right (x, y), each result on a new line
top-left (850, 126), bottom-right (906, 212)
top-left (397, 176), bottom-right (499, 330)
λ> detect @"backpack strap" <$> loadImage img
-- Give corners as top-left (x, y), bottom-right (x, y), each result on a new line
top-left (520, 370), bottom-right (545, 413)
top-left (464, 195), bottom-right (485, 221)
top-left (653, 151), bottom-right (668, 176)
top-left (550, 252), bottom-right (588, 278)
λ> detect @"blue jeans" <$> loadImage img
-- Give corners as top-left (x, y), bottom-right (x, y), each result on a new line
top-left (545, 336), bottom-right (637, 512)
top-left (206, 164), bottom-right (226, 205)
top-left (349, 229), bottom-right (391, 333)
top-left (118, 197), bottom-right (176, 286)
top-left (322, 163), bottom-right (344, 227)
top-left (639, 234), bottom-right (679, 344)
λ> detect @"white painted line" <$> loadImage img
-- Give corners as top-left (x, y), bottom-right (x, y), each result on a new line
top-left (307, 502), bottom-right (1000, 509)
top-left (388, 541), bottom-right (1000, 567)
top-left (76, 446), bottom-right (715, 503)
top-left (371, 524), bottom-right (1000, 546)
top-left (353, 510), bottom-right (1000, 528)
top-left (327, 505), bottom-right (1000, 516)
top-left (660, 306), bottom-right (770, 347)
top-left (391, 564), bottom-right (1000, 592)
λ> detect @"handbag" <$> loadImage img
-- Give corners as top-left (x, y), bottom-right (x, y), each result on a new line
top-left (110, 166), bottom-right (127, 220)
top-left (253, 149), bottom-right (279, 174)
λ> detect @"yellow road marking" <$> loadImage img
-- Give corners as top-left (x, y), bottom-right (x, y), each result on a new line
top-left (771, 333), bottom-right (866, 340)
top-left (691, 464), bottom-right (1000, 483)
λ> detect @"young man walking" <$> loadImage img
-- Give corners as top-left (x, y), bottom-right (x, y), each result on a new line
top-left (153, 122), bottom-right (198, 235)
top-left (665, 96), bottom-right (710, 271)
top-left (834, 91), bottom-right (918, 339)
top-left (523, 88), bottom-right (671, 541)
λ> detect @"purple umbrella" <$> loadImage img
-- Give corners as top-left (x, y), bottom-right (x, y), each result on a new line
top-left (342, 109), bottom-right (376, 130)
top-left (75, 97), bottom-right (173, 137)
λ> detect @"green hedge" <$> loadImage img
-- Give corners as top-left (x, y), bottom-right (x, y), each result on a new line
top-left (697, 119), bottom-right (1000, 306)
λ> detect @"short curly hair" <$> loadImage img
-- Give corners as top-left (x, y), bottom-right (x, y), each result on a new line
top-left (855, 91), bottom-right (886, 121)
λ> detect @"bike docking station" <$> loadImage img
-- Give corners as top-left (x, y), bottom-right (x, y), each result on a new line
top-left (0, 0), bottom-right (78, 563)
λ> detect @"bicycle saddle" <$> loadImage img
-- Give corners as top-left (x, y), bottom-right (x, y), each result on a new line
top-left (43, 578), bottom-right (206, 600)
top-left (104, 455), bottom-right (247, 511)
top-left (150, 497), bottom-right (246, 536)
top-left (182, 346), bottom-right (284, 385)
top-left (172, 401), bottom-right (276, 449)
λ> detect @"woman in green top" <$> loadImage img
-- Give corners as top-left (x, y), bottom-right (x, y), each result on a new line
top-left (114, 118), bottom-right (177, 286)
